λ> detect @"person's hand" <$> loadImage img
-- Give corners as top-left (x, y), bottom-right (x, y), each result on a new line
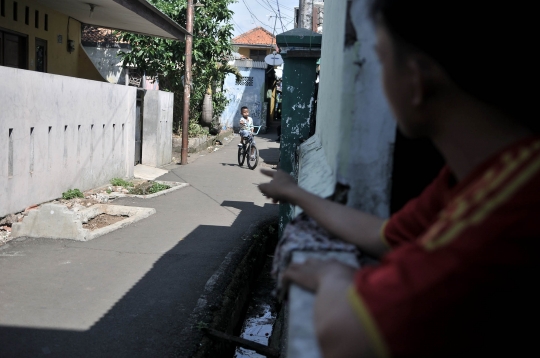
top-left (282, 259), bottom-right (357, 292)
top-left (259, 169), bottom-right (298, 204)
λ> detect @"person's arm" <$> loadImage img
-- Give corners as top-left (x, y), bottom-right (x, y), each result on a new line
top-left (259, 169), bottom-right (389, 258)
top-left (283, 260), bottom-right (378, 358)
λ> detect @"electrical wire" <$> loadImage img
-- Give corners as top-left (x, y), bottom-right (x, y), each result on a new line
top-left (232, 18), bottom-right (246, 34)
top-left (240, 0), bottom-right (274, 31)
top-left (275, 0), bottom-right (287, 34)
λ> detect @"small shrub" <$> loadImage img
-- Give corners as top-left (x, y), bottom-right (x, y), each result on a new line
top-left (110, 178), bottom-right (134, 188)
top-left (148, 182), bottom-right (170, 194)
top-left (62, 189), bottom-right (84, 200)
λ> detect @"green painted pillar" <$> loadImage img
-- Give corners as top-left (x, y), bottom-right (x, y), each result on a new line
top-left (276, 28), bottom-right (322, 235)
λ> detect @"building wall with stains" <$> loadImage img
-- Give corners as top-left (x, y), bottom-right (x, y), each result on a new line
top-left (297, 0), bottom-right (396, 218)
top-left (83, 45), bottom-right (129, 85)
top-left (221, 67), bottom-right (266, 131)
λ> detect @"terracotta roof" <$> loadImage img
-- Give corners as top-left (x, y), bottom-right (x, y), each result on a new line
top-left (82, 26), bottom-right (126, 44)
top-left (232, 27), bottom-right (275, 46)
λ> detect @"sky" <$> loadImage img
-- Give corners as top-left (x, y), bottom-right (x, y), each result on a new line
top-left (228, 0), bottom-right (299, 37)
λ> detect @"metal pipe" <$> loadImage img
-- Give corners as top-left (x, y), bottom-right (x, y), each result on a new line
top-left (181, 0), bottom-right (194, 165)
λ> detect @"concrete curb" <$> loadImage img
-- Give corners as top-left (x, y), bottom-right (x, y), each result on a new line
top-left (83, 204), bottom-right (156, 241)
top-left (103, 181), bottom-right (189, 200)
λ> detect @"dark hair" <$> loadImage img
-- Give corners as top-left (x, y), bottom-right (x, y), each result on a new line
top-left (241, 106), bottom-right (248, 111)
top-left (369, 0), bottom-right (537, 131)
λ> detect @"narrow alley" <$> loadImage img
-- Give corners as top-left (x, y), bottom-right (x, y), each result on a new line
top-left (0, 130), bottom-right (280, 357)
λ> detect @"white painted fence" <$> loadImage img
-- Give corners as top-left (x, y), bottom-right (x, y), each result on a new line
top-left (0, 67), bottom-right (136, 217)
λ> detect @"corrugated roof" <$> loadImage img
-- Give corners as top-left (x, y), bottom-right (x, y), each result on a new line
top-left (232, 60), bottom-right (268, 69)
top-left (232, 27), bottom-right (275, 46)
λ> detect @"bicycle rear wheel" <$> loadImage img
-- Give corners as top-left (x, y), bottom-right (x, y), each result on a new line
top-left (247, 144), bottom-right (259, 170)
top-left (238, 146), bottom-right (246, 166)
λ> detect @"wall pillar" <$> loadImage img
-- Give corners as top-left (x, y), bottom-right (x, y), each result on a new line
top-left (276, 28), bottom-right (321, 234)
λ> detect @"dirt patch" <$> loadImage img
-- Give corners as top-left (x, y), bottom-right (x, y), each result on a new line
top-left (83, 214), bottom-right (129, 231)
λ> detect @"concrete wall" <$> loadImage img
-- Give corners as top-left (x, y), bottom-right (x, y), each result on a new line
top-left (221, 67), bottom-right (266, 130)
top-left (77, 44), bottom-right (109, 82)
top-left (299, 0), bottom-right (396, 217)
top-left (83, 45), bottom-right (129, 85)
top-left (142, 91), bottom-right (174, 167)
top-left (337, 0), bottom-right (396, 216)
top-left (0, 66), bottom-right (136, 217)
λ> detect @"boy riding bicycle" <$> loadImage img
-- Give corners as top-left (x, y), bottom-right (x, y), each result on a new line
top-left (238, 106), bottom-right (256, 161)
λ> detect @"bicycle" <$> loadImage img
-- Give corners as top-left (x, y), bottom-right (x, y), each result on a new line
top-left (237, 126), bottom-right (261, 170)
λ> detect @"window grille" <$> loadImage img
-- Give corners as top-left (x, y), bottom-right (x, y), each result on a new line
top-left (236, 76), bottom-right (253, 86)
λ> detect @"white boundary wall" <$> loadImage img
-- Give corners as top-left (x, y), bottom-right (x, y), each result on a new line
top-left (0, 67), bottom-right (136, 217)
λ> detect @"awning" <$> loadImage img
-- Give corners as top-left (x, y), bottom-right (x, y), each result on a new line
top-left (36, 0), bottom-right (189, 40)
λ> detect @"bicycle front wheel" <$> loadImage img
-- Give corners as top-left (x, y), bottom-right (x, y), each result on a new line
top-left (238, 146), bottom-right (246, 166)
top-left (247, 144), bottom-right (259, 170)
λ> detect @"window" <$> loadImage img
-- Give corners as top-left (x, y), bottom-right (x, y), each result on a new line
top-left (35, 10), bottom-right (39, 28)
top-left (24, 6), bottom-right (28, 24)
top-left (35, 38), bottom-right (47, 72)
top-left (249, 49), bottom-right (267, 61)
top-left (0, 30), bottom-right (28, 69)
top-left (13, 1), bottom-right (17, 21)
top-left (44, 14), bottom-right (48, 31)
top-left (1, 0), bottom-right (5, 17)
top-left (236, 76), bottom-right (254, 86)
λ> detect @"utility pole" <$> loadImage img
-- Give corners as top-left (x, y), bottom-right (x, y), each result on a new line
top-left (181, 0), bottom-right (195, 165)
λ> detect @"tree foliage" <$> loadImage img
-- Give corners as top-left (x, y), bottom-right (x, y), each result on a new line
top-left (118, 0), bottom-right (237, 136)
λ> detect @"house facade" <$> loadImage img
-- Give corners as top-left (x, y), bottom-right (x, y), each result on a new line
top-left (0, 0), bottom-right (103, 80)
top-left (221, 59), bottom-right (267, 131)
top-left (0, 0), bottom-right (187, 218)
top-left (223, 27), bottom-right (280, 132)
top-left (232, 26), bottom-right (275, 61)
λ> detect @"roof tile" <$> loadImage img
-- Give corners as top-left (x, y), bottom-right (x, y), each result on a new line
top-left (232, 27), bottom-right (275, 46)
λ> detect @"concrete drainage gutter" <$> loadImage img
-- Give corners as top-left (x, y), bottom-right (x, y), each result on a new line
top-left (187, 219), bottom-right (282, 358)
top-left (11, 203), bottom-right (156, 241)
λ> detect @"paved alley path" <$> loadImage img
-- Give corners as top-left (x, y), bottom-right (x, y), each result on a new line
top-left (0, 130), bottom-right (280, 357)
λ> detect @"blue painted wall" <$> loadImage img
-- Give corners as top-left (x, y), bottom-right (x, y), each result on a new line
top-left (221, 67), bottom-right (266, 130)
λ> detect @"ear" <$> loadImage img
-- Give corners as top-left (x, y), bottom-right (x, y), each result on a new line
top-left (407, 57), bottom-right (425, 107)
top-left (408, 54), bottom-right (448, 106)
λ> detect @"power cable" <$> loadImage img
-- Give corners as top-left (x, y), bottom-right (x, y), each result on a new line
top-left (240, 0), bottom-right (274, 31)
top-left (275, 0), bottom-right (287, 34)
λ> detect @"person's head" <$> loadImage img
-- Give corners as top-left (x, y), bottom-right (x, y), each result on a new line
top-left (241, 106), bottom-right (249, 118)
top-left (369, 0), bottom-right (536, 137)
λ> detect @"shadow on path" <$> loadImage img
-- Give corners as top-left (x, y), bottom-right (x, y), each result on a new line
top-left (0, 201), bottom-right (277, 358)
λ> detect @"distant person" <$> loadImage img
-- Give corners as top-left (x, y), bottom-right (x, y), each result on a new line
top-left (259, 0), bottom-right (538, 356)
top-left (238, 106), bottom-right (256, 161)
